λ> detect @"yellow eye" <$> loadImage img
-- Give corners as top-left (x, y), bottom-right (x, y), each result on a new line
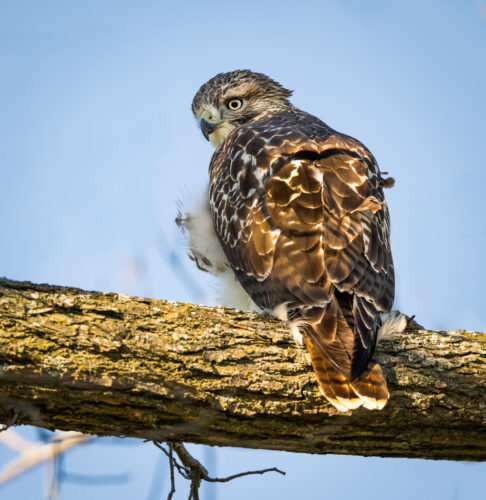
top-left (226, 98), bottom-right (243, 110)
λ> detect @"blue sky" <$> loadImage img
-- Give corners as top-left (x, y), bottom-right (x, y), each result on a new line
top-left (1, 1), bottom-right (485, 499)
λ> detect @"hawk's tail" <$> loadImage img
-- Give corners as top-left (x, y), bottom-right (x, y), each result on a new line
top-left (304, 337), bottom-right (389, 412)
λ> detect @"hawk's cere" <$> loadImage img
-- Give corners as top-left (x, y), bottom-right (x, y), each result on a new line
top-left (177, 70), bottom-right (405, 412)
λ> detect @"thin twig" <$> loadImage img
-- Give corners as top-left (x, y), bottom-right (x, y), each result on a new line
top-left (167, 443), bottom-right (176, 500)
top-left (206, 467), bottom-right (286, 482)
top-left (153, 441), bottom-right (189, 478)
top-left (0, 430), bottom-right (90, 485)
top-left (154, 441), bottom-right (285, 500)
top-left (172, 443), bottom-right (208, 478)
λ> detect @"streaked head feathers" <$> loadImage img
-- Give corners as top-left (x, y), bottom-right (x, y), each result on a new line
top-left (192, 70), bottom-right (292, 118)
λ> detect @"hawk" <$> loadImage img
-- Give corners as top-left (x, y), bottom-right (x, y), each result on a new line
top-left (178, 70), bottom-right (405, 412)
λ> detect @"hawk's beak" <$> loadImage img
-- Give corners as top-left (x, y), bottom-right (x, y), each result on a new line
top-left (200, 118), bottom-right (218, 141)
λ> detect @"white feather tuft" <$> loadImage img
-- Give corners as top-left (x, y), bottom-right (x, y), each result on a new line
top-left (216, 271), bottom-right (260, 311)
top-left (272, 302), bottom-right (289, 321)
top-left (178, 188), bottom-right (260, 311)
top-left (270, 303), bottom-right (305, 344)
top-left (377, 310), bottom-right (407, 341)
top-left (177, 188), bottom-right (229, 275)
top-left (289, 321), bottom-right (305, 345)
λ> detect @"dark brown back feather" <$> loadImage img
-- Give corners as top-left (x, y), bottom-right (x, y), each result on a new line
top-left (209, 107), bottom-right (395, 409)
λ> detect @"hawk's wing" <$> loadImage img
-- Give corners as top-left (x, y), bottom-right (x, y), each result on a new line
top-left (209, 110), bottom-right (394, 381)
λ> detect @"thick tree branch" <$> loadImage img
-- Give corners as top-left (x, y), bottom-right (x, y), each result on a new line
top-left (0, 278), bottom-right (484, 461)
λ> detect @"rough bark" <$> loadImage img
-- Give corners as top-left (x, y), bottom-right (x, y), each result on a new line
top-left (0, 278), bottom-right (484, 461)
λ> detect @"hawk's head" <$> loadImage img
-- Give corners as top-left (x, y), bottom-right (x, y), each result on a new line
top-left (192, 70), bottom-right (292, 148)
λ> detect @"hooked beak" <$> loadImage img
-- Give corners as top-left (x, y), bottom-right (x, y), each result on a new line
top-left (200, 118), bottom-right (218, 141)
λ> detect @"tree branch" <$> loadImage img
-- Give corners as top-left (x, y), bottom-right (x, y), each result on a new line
top-left (153, 440), bottom-right (285, 500)
top-left (0, 278), bottom-right (485, 461)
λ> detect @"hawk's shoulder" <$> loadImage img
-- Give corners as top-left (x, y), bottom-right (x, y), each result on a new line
top-left (209, 108), bottom-right (394, 319)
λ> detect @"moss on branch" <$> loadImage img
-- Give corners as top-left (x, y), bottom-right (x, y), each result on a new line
top-left (0, 278), bottom-right (485, 461)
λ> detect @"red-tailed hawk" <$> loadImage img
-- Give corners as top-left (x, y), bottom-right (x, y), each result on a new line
top-left (178, 70), bottom-right (405, 412)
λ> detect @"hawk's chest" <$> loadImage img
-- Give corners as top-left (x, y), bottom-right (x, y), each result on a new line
top-left (209, 145), bottom-right (271, 248)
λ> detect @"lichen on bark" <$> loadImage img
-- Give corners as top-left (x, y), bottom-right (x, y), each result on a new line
top-left (0, 278), bottom-right (485, 461)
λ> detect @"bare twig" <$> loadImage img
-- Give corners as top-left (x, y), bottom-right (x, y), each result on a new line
top-left (45, 439), bottom-right (62, 500)
top-left (167, 443), bottom-right (176, 500)
top-left (205, 466), bottom-right (285, 483)
top-left (152, 441), bottom-right (189, 479)
top-left (154, 441), bottom-right (285, 500)
top-left (0, 430), bottom-right (90, 485)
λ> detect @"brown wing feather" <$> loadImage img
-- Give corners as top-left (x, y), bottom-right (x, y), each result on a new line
top-left (209, 108), bottom-right (394, 410)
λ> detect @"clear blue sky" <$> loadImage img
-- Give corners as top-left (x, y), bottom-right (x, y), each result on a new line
top-left (1, 1), bottom-right (485, 499)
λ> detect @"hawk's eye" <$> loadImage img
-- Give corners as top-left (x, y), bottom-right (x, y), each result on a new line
top-left (226, 98), bottom-right (243, 111)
